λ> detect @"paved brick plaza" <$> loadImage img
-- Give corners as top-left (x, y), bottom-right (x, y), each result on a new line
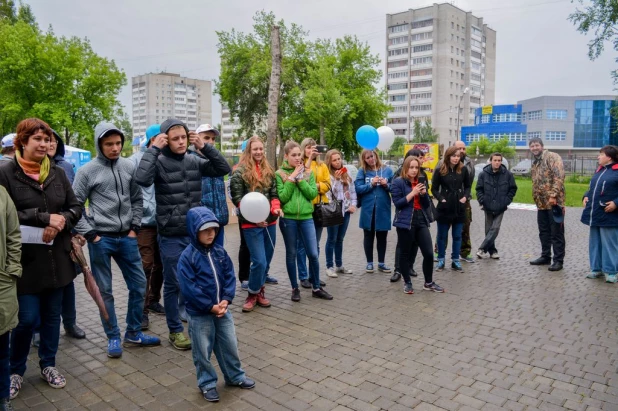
top-left (12, 203), bottom-right (618, 410)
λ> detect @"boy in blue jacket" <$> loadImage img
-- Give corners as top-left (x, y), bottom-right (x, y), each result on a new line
top-left (177, 207), bottom-right (255, 402)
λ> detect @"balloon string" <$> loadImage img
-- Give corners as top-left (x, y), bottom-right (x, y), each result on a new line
top-left (265, 225), bottom-right (276, 251)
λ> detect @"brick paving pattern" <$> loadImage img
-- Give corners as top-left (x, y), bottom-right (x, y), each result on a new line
top-left (12, 203), bottom-right (618, 410)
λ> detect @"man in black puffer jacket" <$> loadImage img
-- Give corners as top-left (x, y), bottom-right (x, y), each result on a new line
top-left (135, 118), bottom-right (230, 351)
top-left (475, 152), bottom-right (517, 260)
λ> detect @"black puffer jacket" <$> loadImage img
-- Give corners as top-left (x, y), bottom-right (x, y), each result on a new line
top-left (476, 164), bottom-right (517, 214)
top-left (0, 158), bottom-right (82, 294)
top-left (135, 144), bottom-right (231, 236)
top-left (431, 166), bottom-right (471, 224)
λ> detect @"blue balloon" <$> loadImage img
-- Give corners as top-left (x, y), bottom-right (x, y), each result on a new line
top-left (355, 125), bottom-right (379, 150)
top-left (241, 139), bottom-right (248, 151)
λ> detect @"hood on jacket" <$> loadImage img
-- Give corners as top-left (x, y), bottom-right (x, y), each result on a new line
top-left (144, 124), bottom-right (161, 148)
top-left (186, 207), bottom-right (219, 249)
top-left (94, 122), bottom-right (124, 159)
top-left (482, 163), bottom-right (507, 174)
top-left (51, 129), bottom-right (66, 158)
top-left (160, 118), bottom-right (189, 135)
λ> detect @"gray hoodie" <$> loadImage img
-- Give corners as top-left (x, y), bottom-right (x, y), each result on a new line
top-left (73, 122), bottom-right (143, 241)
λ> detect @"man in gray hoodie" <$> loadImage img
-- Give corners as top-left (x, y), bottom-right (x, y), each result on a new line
top-left (73, 122), bottom-right (161, 359)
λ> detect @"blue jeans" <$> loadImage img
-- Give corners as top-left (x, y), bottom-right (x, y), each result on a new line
top-left (10, 286), bottom-right (64, 376)
top-left (88, 236), bottom-right (147, 339)
top-left (437, 222), bottom-right (464, 261)
top-left (1, 332), bottom-right (9, 399)
top-left (296, 225), bottom-right (323, 281)
top-left (61, 281), bottom-right (76, 327)
top-left (188, 311), bottom-right (245, 391)
top-left (243, 225), bottom-right (276, 294)
top-left (279, 218), bottom-right (321, 290)
top-left (159, 235), bottom-right (190, 334)
top-left (589, 226), bottom-right (618, 274)
top-left (325, 213), bottom-right (351, 268)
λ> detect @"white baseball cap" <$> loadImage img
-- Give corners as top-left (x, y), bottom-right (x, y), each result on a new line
top-left (199, 221), bottom-right (219, 231)
top-left (195, 124), bottom-right (220, 137)
top-left (1, 134), bottom-right (15, 148)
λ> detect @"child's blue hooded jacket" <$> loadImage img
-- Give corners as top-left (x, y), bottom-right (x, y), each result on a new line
top-left (177, 207), bottom-right (236, 316)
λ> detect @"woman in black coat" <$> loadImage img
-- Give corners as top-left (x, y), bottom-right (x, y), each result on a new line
top-left (0, 118), bottom-right (81, 398)
top-left (432, 146), bottom-right (471, 273)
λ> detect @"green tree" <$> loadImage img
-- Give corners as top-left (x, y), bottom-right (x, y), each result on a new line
top-left (412, 119), bottom-right (439, 142)
top-left (468, 136), bottom-right (515, 156)
top-left (0, 21), bottom-right (126, 149)
top-left (388, 136), bottom-right (406, 156)
top-left (569, 0), bottom-right (618, 85)
top-left (0, 0), bottom-right (16, 23)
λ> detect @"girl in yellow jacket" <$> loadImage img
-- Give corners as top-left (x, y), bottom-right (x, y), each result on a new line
top-left (296, 138), bottom-right (331, 287)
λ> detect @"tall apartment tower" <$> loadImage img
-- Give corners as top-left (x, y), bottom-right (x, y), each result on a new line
top-left (131, 72), bottom-right (212, 137)
top-left (386, 3), bottom-right (496, 146)
top-left (220, 104), bottom-right (242, 155)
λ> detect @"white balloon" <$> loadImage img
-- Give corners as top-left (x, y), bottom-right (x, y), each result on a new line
top-left (239, 192), bottom-right (270, 223)
top-left (377, 126), bottom-right (396, 152)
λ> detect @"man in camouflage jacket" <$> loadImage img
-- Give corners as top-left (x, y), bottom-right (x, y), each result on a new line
top-left (529, 137), bottom-right (565, 271)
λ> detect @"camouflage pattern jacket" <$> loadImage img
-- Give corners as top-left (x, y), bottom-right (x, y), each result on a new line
top-left (531, 149), bottom-right (565, 210)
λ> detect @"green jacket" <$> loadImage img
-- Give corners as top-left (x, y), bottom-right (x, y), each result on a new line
top-left (0, 185), bottom-right (22, 335)
top-left (275, 162), bottom-right (317, 220)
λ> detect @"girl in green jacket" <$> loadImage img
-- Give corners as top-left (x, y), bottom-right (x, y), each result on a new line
top-left (276, 141), bottom-right (333, 303)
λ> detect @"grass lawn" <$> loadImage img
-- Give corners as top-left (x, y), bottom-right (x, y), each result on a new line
top-left (471, 176), bottom-right (589, 208)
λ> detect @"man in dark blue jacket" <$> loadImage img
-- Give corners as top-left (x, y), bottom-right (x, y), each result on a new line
top-left (177, 207), bottom-right (254, 402)
top-left (135, 118), bottom-right (231, 351)
top-left (475, 152), bottom-right (517, 259)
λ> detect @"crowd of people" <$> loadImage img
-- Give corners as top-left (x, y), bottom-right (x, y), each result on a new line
top-left (0, 116), bottom-right (616, 408)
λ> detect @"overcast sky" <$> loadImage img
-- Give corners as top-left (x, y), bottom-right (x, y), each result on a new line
top-left (27, 0), bottom-right (616, 128)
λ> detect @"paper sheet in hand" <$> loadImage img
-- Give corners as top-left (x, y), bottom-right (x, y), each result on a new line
top-left (20, 226), bottom-right (54, 245)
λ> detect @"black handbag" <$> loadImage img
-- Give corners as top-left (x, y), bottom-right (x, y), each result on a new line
top-left (313, 185), bottom-right (344, 228)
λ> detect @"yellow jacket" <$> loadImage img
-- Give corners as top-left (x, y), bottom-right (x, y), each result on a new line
top-left (309, 160), bottom-right (330, 205)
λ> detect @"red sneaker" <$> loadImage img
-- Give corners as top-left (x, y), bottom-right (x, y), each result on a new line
top-left (242, 294), bottom-right (258, 312)
top-left (256, 286), bottom-right (271, 307)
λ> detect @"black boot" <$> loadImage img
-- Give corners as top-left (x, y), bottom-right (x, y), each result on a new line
top-left (64, 324), bottom-right (86, 339)
top-left (390, 271), bottom-right (402, 282)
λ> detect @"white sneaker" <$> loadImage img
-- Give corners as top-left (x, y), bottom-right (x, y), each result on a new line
top-left (325, 268), bottom-right (338, 278)
top-left (476, 249), bottom-right (488, 259)
top-left (336, 266), bottom-right (353, 274)
top-left (490, 252), bottom-right (500, 259)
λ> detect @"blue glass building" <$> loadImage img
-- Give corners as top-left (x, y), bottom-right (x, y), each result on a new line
top-left (460, 95), bottom-right (617, 150)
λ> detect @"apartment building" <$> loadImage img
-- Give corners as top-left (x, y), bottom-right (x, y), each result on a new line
top-left (386, 3), bottom-right (496, 146)
top-left (131, 72), bottom-right (212, 137)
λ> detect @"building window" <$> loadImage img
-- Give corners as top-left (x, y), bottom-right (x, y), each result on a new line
top-left (527, 131), bottom-right (541, 140)
top-left (410, 68), bottom-right (432, 77)
top-left (387, 60), bottom-right (408, 69)
top-left (389, 24), bottom-right (408, 33)
top-left (411, 19), bottom-right (433, 29)
top-left (526, 110), bottom-right (543, 120)
top-left (470, 50), bottom-right (482, 60)
top-left (471, 73), bottom-right (481, 82)
top-left (471, 62), bottom-right (481, 71)
top-left (411, 80), bottom-right (432, 88)
top-left (545, 131), bottom-right (567, 141)
top-left (410, 104), bottom-right (431, 112)
top-left (389, 35), bottom-right (408, 45)
top-left (412, 44), bottom-right (432, 53)
top-left (471, 26), bottom-right (482, 36)
top-left (411, 56), bottom-right (432, 65)
top-left (387, 82), bottom-right (408, 90)
top-left (389, 94), bottom-right (407, 102)
top-left (388, 117), bottom-right (408, 125)
top-left (574, 100), bottom-right (618, 147)
top-left (391, 106), bottom-right (408, 113)
top-left (480, 114), bottom-right (491, 124)
top-left (388, 47), bottom-right (409, 57)
top-left (411, 32), bottom-right (432, 41)
top-left (546, 109), bottom-right (567, 120)
top-left (492, 113), bottom-right (521, 122)
top-left (471, 39), bottom-right (482, 48)
top-left (410, 92), bottom-right (432, 100)
top-left (388, 71), bottom-right (408, 80)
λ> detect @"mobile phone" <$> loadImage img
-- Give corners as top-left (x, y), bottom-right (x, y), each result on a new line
top-left (340, 167), bottom-right (348, 174)
top-left (316, 145), bottom-right (328, 154)
top-left (418, 176), bottom-right (427, 186)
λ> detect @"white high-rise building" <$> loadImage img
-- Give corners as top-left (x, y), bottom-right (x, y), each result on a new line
top-left (386, 3), bottom-right (496, 146)
top-left (131, 72), bottom-right (212, 137)
top-left (220, 104), bottom-right (243, 155)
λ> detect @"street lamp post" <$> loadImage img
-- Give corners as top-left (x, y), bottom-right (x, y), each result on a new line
top-left (456, 87), bottom-right (469, 142)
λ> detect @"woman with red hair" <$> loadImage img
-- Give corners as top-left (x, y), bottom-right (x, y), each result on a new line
top-left (0, 118), bottom-right (82, 399)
